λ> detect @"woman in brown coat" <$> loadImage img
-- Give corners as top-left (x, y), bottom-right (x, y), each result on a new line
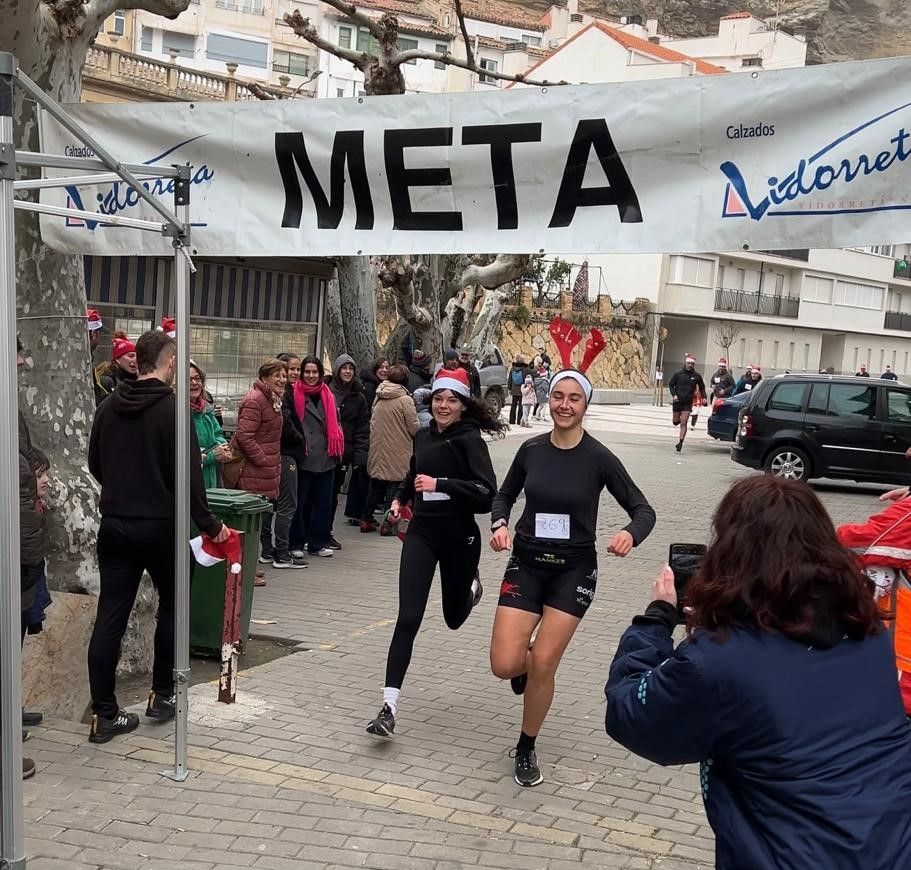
top-left (361, 364), bottom-right (420, 533)
top-left (235, 359), bottom-right (287, 500)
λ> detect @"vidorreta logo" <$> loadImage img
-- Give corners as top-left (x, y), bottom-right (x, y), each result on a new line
top-left (64, 136), bottom-right (214, 231)
top-left (720, 101), bottom-right (911, 221)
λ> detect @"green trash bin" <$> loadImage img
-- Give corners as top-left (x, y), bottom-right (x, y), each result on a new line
top-left (190, 488), bottom-right (273, 657)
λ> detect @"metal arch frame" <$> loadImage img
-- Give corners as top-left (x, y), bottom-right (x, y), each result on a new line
top-left (0, 50), bottom-right (196, 870)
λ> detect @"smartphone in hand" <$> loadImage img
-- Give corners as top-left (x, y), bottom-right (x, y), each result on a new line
top-left (669, 543), bottom-right (707, 625)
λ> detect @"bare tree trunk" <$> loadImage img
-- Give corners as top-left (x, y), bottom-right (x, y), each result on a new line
top-left (466, 286), bottom-right (511, 358)
top-left (7, 14), bottom-right (102, 592)
top-left (335, 256), bottom-right (379, 367)
top-left (323, 273), bottom-right (346, 365)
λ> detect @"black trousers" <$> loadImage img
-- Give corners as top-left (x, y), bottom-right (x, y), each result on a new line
top-left (509, 394), bottom-right (522, 425)
top-left (361, 478), bottom-right (400, 522)
top-left (384, 515), bottom-right (481, 689)
top-left (88, 517), bottom-right (176, 718)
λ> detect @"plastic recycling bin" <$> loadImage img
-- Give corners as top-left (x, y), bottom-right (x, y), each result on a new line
top-left (190, 488), bottom-right (273, 657)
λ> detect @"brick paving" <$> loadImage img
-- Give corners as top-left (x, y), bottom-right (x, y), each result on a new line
top-left (20, 408), bottom-right (890, 869)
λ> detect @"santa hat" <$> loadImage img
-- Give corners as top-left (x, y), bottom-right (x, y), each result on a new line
top-left (718, 357), bottom-right (727, 365)
top-left (190, 529), bottom-right (242, 574)
top-left (432, 374), bottom-right (470, 399)
top-left (434, 366), bottom-right (469, 387)
top-left (86, 309), bottom-right (103, 332)
top-left (685, 354), bottom-right (696, 364)
top-left (111, 336), bottom-right (135, 361)
top-left (160, 317), bottom-right (176, 339)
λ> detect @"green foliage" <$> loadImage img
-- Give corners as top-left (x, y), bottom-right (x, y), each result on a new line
top-left (513, 304), bottom-right (531, 329)
top-left (545, 259), bottom-right (572, 288)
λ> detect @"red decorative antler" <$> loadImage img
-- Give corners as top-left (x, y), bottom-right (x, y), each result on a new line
top-left (578, 328), bottom-right (606, 374)
top-left (548, 316), bottom-right (583, 369)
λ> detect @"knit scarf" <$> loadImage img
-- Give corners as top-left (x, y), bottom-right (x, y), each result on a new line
top-left (189, 394), bottom-right (207, 413)
top-left (293, 380), bottom-right (345, 459)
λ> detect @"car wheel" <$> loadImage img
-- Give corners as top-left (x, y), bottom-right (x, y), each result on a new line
top-left (485, 389), bottom-right (504, 415)
top-left (764, 446), bottom-right (810, 483)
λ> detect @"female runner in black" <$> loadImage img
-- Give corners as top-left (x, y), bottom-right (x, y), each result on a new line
top-left (489, 369), bottom-right (656, 786)
top-left (366, 372), bottom-right (506, 737)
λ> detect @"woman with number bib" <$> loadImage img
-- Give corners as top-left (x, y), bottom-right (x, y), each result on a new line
top-left (488, 318), bottom-right (656, 787)
top-left (365, 371), bottom-right (505, 738)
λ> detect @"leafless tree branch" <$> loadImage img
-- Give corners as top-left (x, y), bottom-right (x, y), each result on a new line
top-left (391, 48), bottom-right (566, 87)
top-left (285, 10), bottom-right (370, 69)
top-left (83, 0), bottom-right (188, 36)
top-left (246, 81), bottom-right (278, 100)
top-left (452, 0), bottom-right (474, 70)
top-left (304, 0), bottom-right (383, 39)
top-left (460, 254), bottom-right (539, 289)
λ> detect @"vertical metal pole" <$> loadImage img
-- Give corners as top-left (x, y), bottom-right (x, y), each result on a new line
top-left (0, 53), bottom-right (26, 869)
top-left (163, 167), bottom-right (191, 783)
top-left (315, 277), bottom-right (326, 358)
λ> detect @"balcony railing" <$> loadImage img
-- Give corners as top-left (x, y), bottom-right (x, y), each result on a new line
top-left (754, 249), bottom-right (810, 261)
top-left (895, 258), bottom-right (911, 279)
top-left (714, 287), bottom-right (800, 318)
top-left (83, 44), bottom-right (295, 101)
top-left (885, 310), bottom-right (911, 331)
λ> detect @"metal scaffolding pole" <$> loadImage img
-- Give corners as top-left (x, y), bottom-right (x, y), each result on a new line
top-left (163, 167), bottom-right (193, 782)
top-left (0, 54), bottom-right (26, 870)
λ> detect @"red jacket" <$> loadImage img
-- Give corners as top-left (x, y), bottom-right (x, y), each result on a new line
top-left (235, 381), bottom-right (283, 499)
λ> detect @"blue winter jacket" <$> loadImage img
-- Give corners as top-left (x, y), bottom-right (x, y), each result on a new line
top-left (605, 602), bottom-right (911, 870)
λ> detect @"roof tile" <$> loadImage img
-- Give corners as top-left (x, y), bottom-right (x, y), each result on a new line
top-left (460, 0), bottom-right (546, 32)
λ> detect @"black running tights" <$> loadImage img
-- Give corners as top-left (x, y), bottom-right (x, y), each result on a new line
top-left (384, 516), bottom-right (481, 689)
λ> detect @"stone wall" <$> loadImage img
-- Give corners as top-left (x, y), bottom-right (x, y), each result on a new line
top-left (377, 288), bottom-right (655, 388)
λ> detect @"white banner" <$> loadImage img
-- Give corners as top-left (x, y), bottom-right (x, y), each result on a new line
top-left (37, 56), bottom-right (911, 257)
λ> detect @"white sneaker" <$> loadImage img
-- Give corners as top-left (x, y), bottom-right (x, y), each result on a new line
top-left (312, 548), bottom-right (334, 558)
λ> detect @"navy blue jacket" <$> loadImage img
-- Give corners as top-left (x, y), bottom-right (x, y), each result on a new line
top-left (605, 603), bottom-right (911, 870)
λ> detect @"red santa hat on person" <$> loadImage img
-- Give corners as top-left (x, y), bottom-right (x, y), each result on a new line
top-left (685, 354), bottom-right (697, 364)
top-left (433, 366), bottom-right (469, 388)
top-left (160, 317), bottom-right (177, 339)
top-left (718, 357), bottom-right (728, 365)
top-left (111, 335), bottom-right (135, 361)
top-left (189, 529), bottom-right (243, 574)
top-left (86, 308), bottom-right (103, 332)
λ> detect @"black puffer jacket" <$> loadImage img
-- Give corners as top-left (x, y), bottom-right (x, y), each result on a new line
top-left (98, 363), bottom-right (136, 399)
top-left (280, 384), bottom-right (306, 462)
top-left (360, 369), bottom-right (381, 410)
top-left (329, 355), bottom-right (370, 466)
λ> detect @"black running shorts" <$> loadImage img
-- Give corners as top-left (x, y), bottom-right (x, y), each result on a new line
top-left (672, 400), bottom-right (692, 425)
top-left (497, 556), bottom-right (598, 619)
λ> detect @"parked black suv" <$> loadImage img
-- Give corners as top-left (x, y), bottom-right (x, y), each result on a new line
top-left (731, 374), bottom-right (911, 484)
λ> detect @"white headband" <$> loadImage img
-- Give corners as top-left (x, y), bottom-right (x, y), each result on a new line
top-left (549, 369), bottom-right (593, 404)
top-left (432, 377), bottom-right (470, 399)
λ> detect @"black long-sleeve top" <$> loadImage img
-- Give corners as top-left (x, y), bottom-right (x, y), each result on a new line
top-left (396, 419), bottom-right (496, 518)
top-left (491, 432), bottom-right (655, 566)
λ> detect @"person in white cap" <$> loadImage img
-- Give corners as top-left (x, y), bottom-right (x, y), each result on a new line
top-left (365, 372), bottom-right (505, 740)
top-left (488, 367), bottom-right (655, 787)
top-left (710, 358), bottom-right (736, 399)
top-left (667, 355), bottom-right (707, 452)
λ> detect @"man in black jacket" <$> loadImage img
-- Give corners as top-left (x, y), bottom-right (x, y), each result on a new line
top-left (667, 355), bottom-right (707, 453)
top-left (458, 346), bottom-right (482, 400)
top-left (87, 330), bottom-right (227, 744)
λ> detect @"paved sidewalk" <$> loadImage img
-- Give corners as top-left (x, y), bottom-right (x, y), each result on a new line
top-left (22, 420), bottom-right (886, 870)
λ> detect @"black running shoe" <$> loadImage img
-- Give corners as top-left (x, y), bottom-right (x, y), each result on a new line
top-left (22, 757), bottom-right (35, 780)
top-left (470, 575), bottom-right (483, 608)
top-left (365, 704), bottom-right (395, 738)
top-left (510, 672), bottom-right (528, 695)
top-left (89, 709), bottom-right (140, 744)
top-left (22, 710), bottom-right (42, 727)
top-left (513, 747), bottom-right (544, 787)
top-left (145, 692), bottom-right (176, 723)
top-left (675, 440), bottom-right (683, 453)
top-left (328, 536), bottom-right (342, 550)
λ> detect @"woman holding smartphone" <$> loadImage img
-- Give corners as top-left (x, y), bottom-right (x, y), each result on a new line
top-left (606, 475), bottom-right (911, 869)
top-left (489, 369), bottom-right (656, 787)
top-left (365, 373), bottom-right (504, 739)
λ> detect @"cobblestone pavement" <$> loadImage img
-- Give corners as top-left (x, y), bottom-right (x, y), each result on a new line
top-left (22, 409), bottom-right (891, 870)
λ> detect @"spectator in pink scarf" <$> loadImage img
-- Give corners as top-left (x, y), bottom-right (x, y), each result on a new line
top-left (288, 355), bottom-right (345, 559)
